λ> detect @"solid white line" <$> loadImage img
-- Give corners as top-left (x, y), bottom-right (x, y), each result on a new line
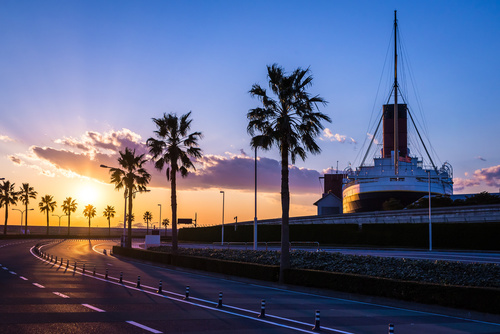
top-left (53, 292), bottom-right (70, 298)
top-left (32, 283), bottom-right (45, 288)
top-left (19, 276), bottom-right (28, 280)
top-left (126, 321), bottom-right (163, 333)
top-left (82, 304), bottom-right (106, 312)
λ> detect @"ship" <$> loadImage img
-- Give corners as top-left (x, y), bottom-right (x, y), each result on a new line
top-left (342, 11), bottom-right (453, 214)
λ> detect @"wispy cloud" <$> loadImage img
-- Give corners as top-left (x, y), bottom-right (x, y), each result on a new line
top-left (321, 128), bottom-right (356, 144)
top-left (454, 164), bottom-right (500, 191)
top-left (0, 134), bottom-right (14, 142)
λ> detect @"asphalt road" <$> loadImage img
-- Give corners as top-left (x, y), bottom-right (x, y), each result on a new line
top-left (1, 239), bottom-right (499, 333)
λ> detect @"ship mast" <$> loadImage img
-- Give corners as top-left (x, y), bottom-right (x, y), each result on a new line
top-left (393, 10), bottom-right (399, 175)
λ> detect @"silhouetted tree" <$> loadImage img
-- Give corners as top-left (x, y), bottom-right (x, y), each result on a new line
top-left (62, 197), bottom-right (78, 235)
top-left (39, 195), bottom-right (57, 235)
top-left (147, 112), bottom-right (202, 252)
top-left (1, 181), bottom-right (19, 234)
top-left (143, 211), bottom-right (153, 234)
top-left (83, 204), bottom-right (97, 237)
top-left (103, 205), bottom-right (116, 236)
top-left (106, 148), bottom-right (151, 247)
top-left (19, 183), bottom-right (37, 234)
top-left (247, 64), bottom-right (330, 282)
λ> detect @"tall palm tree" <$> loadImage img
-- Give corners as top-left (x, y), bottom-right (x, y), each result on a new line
top-left (83, 204), bottom-right (97, 237)
top-left (62, 197), bottom-right (78, 235)
top-left (107, 147), bottom-right (151, 247)
top-left (143, 211), bottom-right (153, 234)
top-left (103, 205), bottom-right (116, 236)
top-left (247, 64), bottom-right (330, 281)
top-left (19, 183), bottom-right (37, 234)
top-left (147, 112), bottom-right (203, 252)
top-left (1, 181), bottom-right (19, 235)
top-left (39, 195), bottom-right (57, 235)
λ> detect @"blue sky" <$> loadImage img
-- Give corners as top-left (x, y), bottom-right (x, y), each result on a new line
top-left (1, 1), bottom-right (499, 226)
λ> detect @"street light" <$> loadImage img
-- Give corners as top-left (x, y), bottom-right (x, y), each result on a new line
top-left (428, 170), bottom-right (432, 251)
top-left (13, 208), bottom-right (33, 234)
top-left (220, 190), bottom-right (224, 245)
top-left (52, 214), bottom-right (68, 235)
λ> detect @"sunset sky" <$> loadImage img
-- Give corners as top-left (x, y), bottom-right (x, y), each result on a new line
top-left (1, 1), bottom-right (499, 229)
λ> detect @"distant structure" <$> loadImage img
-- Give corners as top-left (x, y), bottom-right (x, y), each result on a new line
top-left (314, 173), bottom-right (344, 215)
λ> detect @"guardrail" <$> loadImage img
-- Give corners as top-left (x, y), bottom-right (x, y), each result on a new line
top-left (211, 241), bottom-right (320, 251)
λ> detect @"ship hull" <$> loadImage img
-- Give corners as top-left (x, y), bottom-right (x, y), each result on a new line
top-left (343, 189), bottom-right (432, 213)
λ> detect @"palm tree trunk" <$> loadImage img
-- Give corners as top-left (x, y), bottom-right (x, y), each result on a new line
top-left (171, 166), bottom-right (178, 252)
top-left (108, 218), bottom-right (111, 236)
top-left (88, 217), bottom-right (91, 237)
top-left (67, 213), bottom-right (71, 236)
top-left (46, 211), bottom-right (49, 235)
top-left (24, 201), bottom-right (28, 234)
top-left (4, 203), bottom-right (8, 235)
top-left (279, 144), bottom-right (291, 283)
top-left (127, 188), bottom-right (133, 248)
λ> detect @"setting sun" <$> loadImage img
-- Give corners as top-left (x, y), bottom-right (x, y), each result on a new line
top-left (77, 183), bottom-right (101, 206)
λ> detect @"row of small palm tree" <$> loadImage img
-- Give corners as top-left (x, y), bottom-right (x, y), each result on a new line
top-left (1, 182), bottom-right (116, 236)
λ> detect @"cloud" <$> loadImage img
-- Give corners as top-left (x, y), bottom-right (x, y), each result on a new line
top-left (9, 155), bottom-right (22, 165)
top-left (321, 129), bottom-right (356, 144)
top-left (0, 135), bottom-right (14, 142)
top-left (367, 133), bottom-right (380, 145)
top-left (454, 164), bottom-right (500, 191)
top-left (10, 128), bottom-right (324, 195)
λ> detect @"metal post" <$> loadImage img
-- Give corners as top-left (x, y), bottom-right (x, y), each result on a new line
top-left (312, 310), bottom-right (321, 331)
top-left (119, 272), bottom-right (123, 283)
top-left (253, 146), bottom-right (258, 250)
top-left (136, 275), bottom-right (141, 288)
top-left (105, 268), bottom-right (108, 279)
top-left (216, 291), bottom-right (223, 308)
top-left (258, 299), bottom-right (266, 318)
top-left (157, 279), bottom-right (163, 294)
top-left (158, 204), bottom-right (162, 238)
top-left (428, 170), bottom-right (432, 251)
top-left (389, 323), bottom-right (395, 334)
top-left (184, 285), bottom-right (190, 300)
top-left (220, 191), bottom-right (225, 245)
top-left (83, 263), bottom-right (85, 273)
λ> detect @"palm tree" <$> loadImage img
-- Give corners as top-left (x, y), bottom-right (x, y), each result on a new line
top-left (1, 181), bottom-right (20, 234)
top-left (39, 195), bottom-right (57, 235)
top-left (83, 204), bottom-right (97, 237)
top-left (106, 147), bottom-right (151, 247)
top-left (143, 211), bottom-right (153, 234)
top-left (147, 112), bottom-right (203, 252)
top-left (161, 218), bottom-right (170, 237)
top-left (247, 64), bottom-right (330, 281)
top-left (62, 197), bottom-right (77, 235)
top-left (103, 205), bottom-right (116, 236)
top-left (19, 183), bottom-right (37, 234)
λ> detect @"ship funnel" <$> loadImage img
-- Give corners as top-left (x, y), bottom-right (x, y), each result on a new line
top-left (382, 104), bottom-right (408, 159)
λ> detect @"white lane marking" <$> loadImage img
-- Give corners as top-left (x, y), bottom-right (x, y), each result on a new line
top-left (82, 304), bottom-right (106, 312)
top-left (33, 283), bottom-right (45, 288)
top-left (53, 292), bottom-right (70, 298)
top-left (126, 321), bottom-right (163, 333)
top-left (9, 271), bottom-right (17, 275)
top-left (19, 276), bottom-right (28, 280)
top-left (2, 267), bottom-right (8, 270)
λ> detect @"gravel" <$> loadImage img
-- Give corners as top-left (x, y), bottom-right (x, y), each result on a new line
top-left (148, 246), bottom-right (499, 288)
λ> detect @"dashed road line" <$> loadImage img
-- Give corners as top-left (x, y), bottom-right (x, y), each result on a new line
top-left (9, 271), bottom-right (17, 275)
top-left (53, 292), bottom-right (70, 298)
top-left (126, 321), bottom-right (163, 333)
top-left (32, 283), bottom-right (45, 289)
top-left (82, 304), bottom-right (106, 312)
top-left (19, 276), bottom-right (28, 280)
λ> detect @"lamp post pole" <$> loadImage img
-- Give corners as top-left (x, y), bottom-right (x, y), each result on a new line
top-left (52, 214), bottom-right (68, 235)
top-left (220, 191), bottom-right (224, 245)
top-left (13, 208), bottom-right (34, 234)
top-left (158, 204), bottom-right (162, 237)
top-left (254, 146), bottom-right (258, 250)
top-left (428, 170), bottom-right (432, 251)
